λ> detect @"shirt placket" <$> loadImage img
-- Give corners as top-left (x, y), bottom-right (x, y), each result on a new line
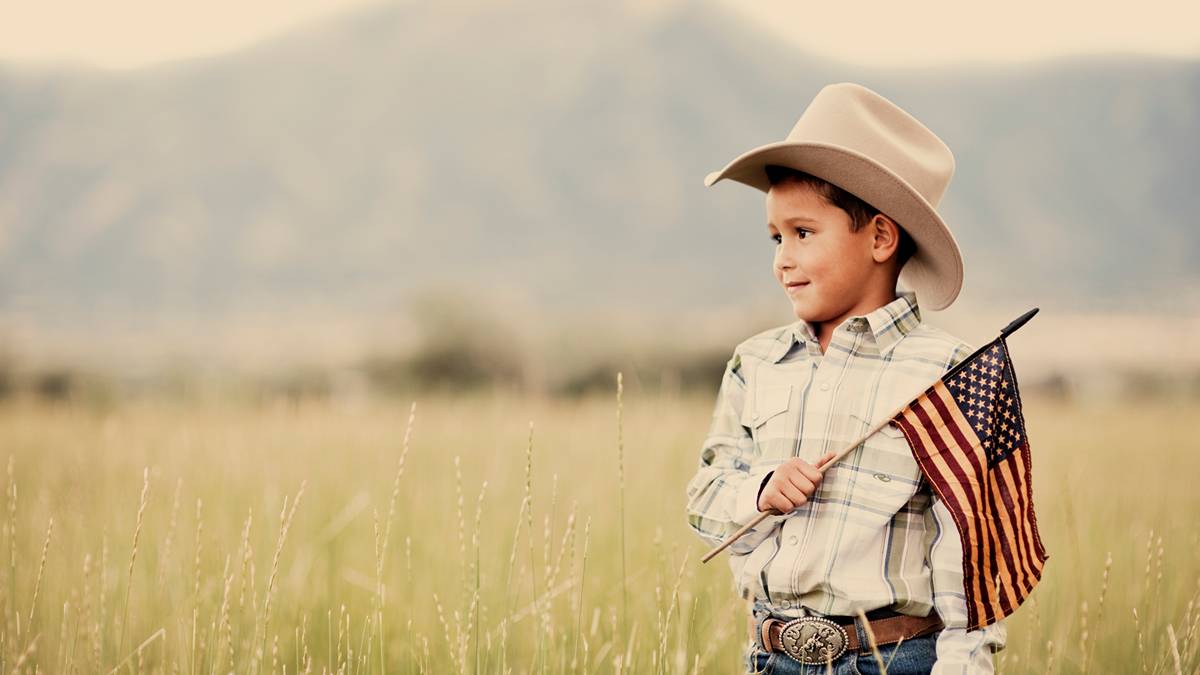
top-left (771, 320), bottom-right (869, 613)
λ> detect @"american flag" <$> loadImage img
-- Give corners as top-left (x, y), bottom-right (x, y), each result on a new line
top-left (890, 336), bottom-right (1049, 630)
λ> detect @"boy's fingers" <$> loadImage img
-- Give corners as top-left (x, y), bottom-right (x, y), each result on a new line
top-left (780, 479), bottom-right (809, 503)
top-left (815, 451), bottom-right (837, 469)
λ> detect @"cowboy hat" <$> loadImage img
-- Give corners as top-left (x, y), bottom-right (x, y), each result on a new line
top-left (703, 82), bottom-right (964, 311)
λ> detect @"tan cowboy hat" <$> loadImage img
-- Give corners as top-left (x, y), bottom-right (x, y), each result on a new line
top-left (703, 82), bottom-right (964, 311)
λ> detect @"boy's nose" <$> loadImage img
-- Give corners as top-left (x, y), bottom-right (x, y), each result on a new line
top-left (775, 247), bottom-right (796, 271)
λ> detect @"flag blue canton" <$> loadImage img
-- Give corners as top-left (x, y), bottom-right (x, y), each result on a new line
top-left (944, 342), bottom-right (1024, 467)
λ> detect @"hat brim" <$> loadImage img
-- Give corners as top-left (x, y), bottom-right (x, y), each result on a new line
top-left (704, 141), bottom-right (964, 311)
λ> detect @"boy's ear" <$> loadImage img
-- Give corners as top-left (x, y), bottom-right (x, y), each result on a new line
top-left (869, 214), bottom-right (901, 265)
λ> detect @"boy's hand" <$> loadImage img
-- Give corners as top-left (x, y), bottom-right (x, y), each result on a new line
top-left (757, 451), bottom-right (837, 514)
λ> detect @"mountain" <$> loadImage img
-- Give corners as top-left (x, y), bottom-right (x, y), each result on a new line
top-left (0, 0), bottom-right (1196, 363)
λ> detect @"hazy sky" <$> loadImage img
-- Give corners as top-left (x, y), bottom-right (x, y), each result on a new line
top-left (1, 0), bottom-right (1197, 70)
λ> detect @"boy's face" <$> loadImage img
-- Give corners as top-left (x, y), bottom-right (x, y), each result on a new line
top-left (766, 180), bottom-right (896, 325)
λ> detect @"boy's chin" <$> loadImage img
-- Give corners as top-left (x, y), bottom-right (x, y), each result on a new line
top-left (789, 301), bottom-right (818, 321)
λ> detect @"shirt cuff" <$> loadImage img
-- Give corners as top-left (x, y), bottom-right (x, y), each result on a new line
top-left (931, 624), bottom-right (1001, 675)
top-left (734, 467), bottom-right (786, 530)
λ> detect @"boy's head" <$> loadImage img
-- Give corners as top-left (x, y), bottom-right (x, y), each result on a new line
top-left (764, 164), bottom-right (916, 324)
top-left (703, 82), bottom-right (964, 312)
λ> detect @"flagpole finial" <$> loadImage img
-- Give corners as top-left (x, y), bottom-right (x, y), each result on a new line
top-left (1000, 308), bottom-right (1039, 339)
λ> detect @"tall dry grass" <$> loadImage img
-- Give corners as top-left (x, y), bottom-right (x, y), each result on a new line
top-left (0, 389), bottom-right (1196, 673)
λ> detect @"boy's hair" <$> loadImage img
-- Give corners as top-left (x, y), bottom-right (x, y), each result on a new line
top-left (764, 164), bottom-right (917, 269)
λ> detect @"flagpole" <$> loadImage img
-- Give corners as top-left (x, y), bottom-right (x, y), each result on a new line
top-left (699, 307), bottom-right (1039, 564)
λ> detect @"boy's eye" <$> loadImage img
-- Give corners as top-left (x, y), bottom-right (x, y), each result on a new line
top-left (770, 229), bottom-right (809, 244)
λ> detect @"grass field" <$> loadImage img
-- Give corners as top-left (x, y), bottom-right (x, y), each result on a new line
top-left (0, 387), bottom-right (1196, 673)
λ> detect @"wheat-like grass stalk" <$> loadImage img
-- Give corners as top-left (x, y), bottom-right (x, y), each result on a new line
top-left (157, 477), bottom-right (183, 589)
top-left (655, 549), bottom-right (690, 674)
top-left (1078, 599), bottom-right (1090, 672)
top-left (1167, 623), bottom-right (1183, 675)
top-left (209, 554), bottom-right (233, 675)
top-left (544, 505), bottom-right (576, 595)
top-left (189, 497), bottom-right (205, 675)
top-left (454, 455), bottom-right (467, 600)
top-left (116, 467), bottom-right (150, 665)
top-left (1132, 607), bottom-right (1148, 674)
top-left (1155, 535), bottom-right (1165, 598)
top-left (252, 480), bottom-right (306, 675)
top-left (854, 607), bottom-right (888, 674)
top-left (26, 517), bottom-right (52, 632)
top-left (523, 420), bottom-right (546, 672)
top-left (99, 527), bottom-right (110, 666)
top-left (105, 627), bottom-right (164, 675)
top-left (882, 634), bottom-right (906, 672)
top-left (615, 372), bottom-right (629, 642)
top-left (373, 399), bottom-right (416, 675)
top-left (6, 455), bottom-right (17, 646)
top-left (234, 507), bottom-right (253, 669)
top-left (1096, 551), bottom-right (1112, 620)
top-left (431, 591), bottom-right (457, 672)
top-left (470, 479), bottom-right (488, 674)
top-left (546, 473), bottom-right (558, 567)
top-left (79, 552), bottom-right (96, 672)
top-left (1143, 527), bottom-right (1155, 596)
top-left (1182, 577), bottom-right (1200, 664)
top-left (10, 632), bottom-right (39, 674)
top-left (54, 598), bottom-right (70, 673)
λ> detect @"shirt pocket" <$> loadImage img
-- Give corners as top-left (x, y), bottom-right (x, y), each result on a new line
top-left (740, 370), bottom-right (797, 459)
top-left (849, 414), bottom-right (924, 508)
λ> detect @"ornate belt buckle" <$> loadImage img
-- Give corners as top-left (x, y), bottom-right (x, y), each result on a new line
top-left (778, 616), bottom-right (850, 665)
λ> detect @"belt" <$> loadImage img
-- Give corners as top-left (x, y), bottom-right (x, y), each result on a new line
top-left (749, 608), bottom-right (944, 666)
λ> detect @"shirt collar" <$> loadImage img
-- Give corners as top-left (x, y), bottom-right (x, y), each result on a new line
top-left (780, 290), bottom-right (922, 361)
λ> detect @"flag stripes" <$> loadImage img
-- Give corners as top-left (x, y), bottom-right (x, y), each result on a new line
top-left (891, 337), bottom-right (1047, 630)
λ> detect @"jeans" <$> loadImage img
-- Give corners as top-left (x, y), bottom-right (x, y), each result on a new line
top-left (745, 604), bottom-right (941, 675)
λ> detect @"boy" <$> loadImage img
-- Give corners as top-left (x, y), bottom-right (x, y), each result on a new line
top-left (685, 82), bottom-right (1006, 674)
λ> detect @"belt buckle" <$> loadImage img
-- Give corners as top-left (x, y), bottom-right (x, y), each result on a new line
top-left (778, 616), bottom-right (850, 665)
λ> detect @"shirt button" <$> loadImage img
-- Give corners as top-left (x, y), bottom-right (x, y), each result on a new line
top-left (820, 382), bottom-right (830, 391)
top-left (787, 535), bottom-right (799, 545)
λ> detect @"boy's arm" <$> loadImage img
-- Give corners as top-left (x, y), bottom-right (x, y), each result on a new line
top-left (684, 351), bottom-right (785, 554)
top-left (925, 492), bottom-right (1007, 674)
top-left (926, 340), bottom-right (1007, 673)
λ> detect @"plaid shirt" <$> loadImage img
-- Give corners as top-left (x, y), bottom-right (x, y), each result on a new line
top-left (685, 291), bottom-right (1006, 674)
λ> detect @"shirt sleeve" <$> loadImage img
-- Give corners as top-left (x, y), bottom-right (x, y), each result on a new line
top-left (926, 338), bottom-right (1007, 674)
top-left (684, 350), bottom-right (785, 554)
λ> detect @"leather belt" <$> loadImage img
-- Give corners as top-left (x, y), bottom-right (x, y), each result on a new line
top-left (749, 609), bottom-right (943, 665)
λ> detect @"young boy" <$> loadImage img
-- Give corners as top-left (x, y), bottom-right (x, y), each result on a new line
top-left (685, 82), bottom-right (1006, 674)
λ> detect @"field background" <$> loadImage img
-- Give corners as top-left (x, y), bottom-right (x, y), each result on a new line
top-left (1, 389), bottom-right (1197, 673)
top-left (2, 0), bottom-right (1198, 672)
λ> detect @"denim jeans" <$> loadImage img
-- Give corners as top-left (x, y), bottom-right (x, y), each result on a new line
top-left (745, 604), bottom-right (941, 675)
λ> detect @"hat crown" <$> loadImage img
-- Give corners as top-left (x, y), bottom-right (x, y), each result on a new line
top-left (787, 82), bottom-right (955, 207)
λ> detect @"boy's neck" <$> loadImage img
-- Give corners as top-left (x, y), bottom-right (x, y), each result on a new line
top-left (810, 290), bottom-right (900, 355)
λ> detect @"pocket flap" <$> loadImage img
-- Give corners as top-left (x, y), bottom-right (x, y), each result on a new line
top-left (851, 413), bottom-right (906, 438)
top-left (752, 383), bottom-right (792, 427)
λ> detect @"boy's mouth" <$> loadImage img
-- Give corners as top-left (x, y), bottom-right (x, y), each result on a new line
top-left (785, 281), bottom-right (810, 293)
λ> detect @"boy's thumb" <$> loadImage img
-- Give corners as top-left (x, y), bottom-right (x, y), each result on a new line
top-left (816, 451), bottom-right (837, 468)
